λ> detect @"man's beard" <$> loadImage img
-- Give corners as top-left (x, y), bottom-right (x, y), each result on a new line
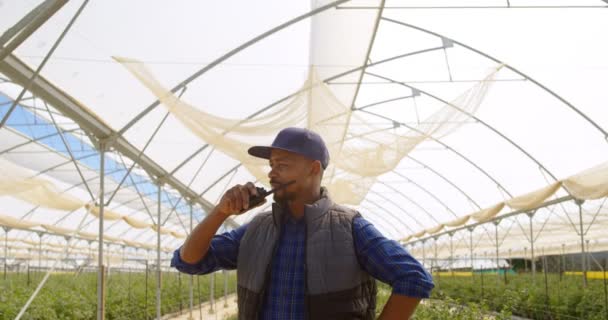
top-left (273, 190), bottom-right (296, 205)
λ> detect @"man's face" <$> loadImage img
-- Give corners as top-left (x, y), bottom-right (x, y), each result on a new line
top-left (268, 149), bottom-right (317, 203)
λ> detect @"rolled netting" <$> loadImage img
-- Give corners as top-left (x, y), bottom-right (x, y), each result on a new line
top-left (115, 57), bottom-right (502, 205)
top-left (563, 161), bottom-right (608, 200)
top-left (0, 157), bottom-right (188, 239)
top-left (402, 160), bottom-right (608, 241)
top-left (0, 157), bottom-right (83, 211)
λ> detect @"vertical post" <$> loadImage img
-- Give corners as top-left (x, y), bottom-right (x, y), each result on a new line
top-left (178, 271), bottom-right (183, 313)
top-left (127, 267), bottom-right (132, 313)
top-left (528, 212), bottom-right (536, 280)
top-left (197, 275), bottom-right (203, 320)
top-left (3, 227), bottom-right (8, 280)
top-left (524, 247), bottom-right (528, 273)
top-left (433, 237), bottom-right (439, 284)
top-left (562, 243), bottom-right (566, 274)
top-left (558, 249), bottom-right (562, 282)
top-left (449, 233), bottom-right (454, 277)
top-left (145, 260), bottom-right (149, 320)
top-left (480, 261), bottom-right (485, 300)
top-left (570, 251), bottom-right (575, 277)
top-left (38, 232), bottom-right (43, 277)
top-left (156, 183), bottom-right (162, 320)
top-left (234, 270), bottom-right (238, 303)
top-left (97, 142), bottom-right (106, 320)
top-left (586, 239), bottom-right (591, 278)
top-left (494, 220), bottom-right (501, 281)
top-left (121, 245), bottom-right (126, 271)
top-left (421, 240), bottom-right (426, 270)
top-left (576, 199), bottom-right (587, 287)
top-left (603, 258), bottom-right (607, 320)
top-left (557, 249), bottom-right (562, 303)
top-left (506, 248), bottom-right (511, 285)
top-left (469, 227), bottom-right (474, 278)
top-left (542, 253), bottom-right (550, 315)
top-left (209, 272), bottom-right (215, 313)
top-left (188, 203), bottom-right (194, 320)
top-left (27, 260), bottom-right (30, 287)
top-left (223, 269), bottom-right (228, 308)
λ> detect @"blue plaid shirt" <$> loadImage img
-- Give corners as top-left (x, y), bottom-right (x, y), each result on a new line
top-left (171, 216), bottom-right (434, 319)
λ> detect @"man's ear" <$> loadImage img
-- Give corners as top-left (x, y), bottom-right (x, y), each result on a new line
top-left (310, 160), bottom-right (322, 177)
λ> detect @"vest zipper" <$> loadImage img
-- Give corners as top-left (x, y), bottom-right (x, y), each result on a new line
top-left (303, 221), bottom-right (310, 320)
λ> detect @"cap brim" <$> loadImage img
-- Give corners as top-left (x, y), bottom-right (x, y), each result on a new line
top-left (248, 145), bottom-right (329, 169)
top-left (248, 145), bottom-right (307, 161)
top-left (247, 146), bottom-right (273, 159)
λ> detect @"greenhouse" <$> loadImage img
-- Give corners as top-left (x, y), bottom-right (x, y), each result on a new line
top-left (1, 0), bottom-right (607, 319)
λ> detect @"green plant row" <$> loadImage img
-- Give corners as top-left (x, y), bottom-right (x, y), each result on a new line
top-left (0, 270), bottom-right (236, 320)
top-left (429, 273), bottom-right (608, 320)
top-left (376, 281), bottom-right (513, 320)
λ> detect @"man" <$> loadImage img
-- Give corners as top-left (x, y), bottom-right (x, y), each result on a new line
top-left (172, 127), bottom-right (434, 319)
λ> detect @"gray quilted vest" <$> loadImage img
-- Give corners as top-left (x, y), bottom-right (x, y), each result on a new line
top-left (236, 188), bottom-right (377, 319)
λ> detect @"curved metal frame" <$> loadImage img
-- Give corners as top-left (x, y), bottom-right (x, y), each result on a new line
top-left (1, 3), bottom-right (605, 308)
top-left (381, 17), bottom-right (607, 139)
top-left (363, 70), bottom-right (560, 182)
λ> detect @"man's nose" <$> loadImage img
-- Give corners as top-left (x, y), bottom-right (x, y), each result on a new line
top-left (268, 168), bottom-right (277, 180)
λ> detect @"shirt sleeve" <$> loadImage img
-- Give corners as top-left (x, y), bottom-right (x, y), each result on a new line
top-left (170, 224), bottom-right (248, 275)
top-left (353, 217), bottom-right (434, 298)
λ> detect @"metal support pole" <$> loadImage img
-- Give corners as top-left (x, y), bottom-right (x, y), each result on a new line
top-left (209, 272), bottom-right (215, 313)
top-left (586, 239), bottom-right (591, 278)
top-left (3, 227), bottom-right (8, 280)
top-left (188, 203), bottom-right (194, 320)
top-left (197, 275), bottom-right (203, 320)
top-left (542, 254), bottom-right (550, 315)
top-left (145, 260), bottom-right (149, 319)
top-left (38, 233), bottom-right (43, 276)
top-left (421, 240), bottom-right (426, 270)
top-left (156, 183), bottom-right (162, 320)
top-left (178, 272), bottom-right (183, 314)
top-left (494, 220), bottom-right (501, 280)
top-left (234, 271), bottom-right (238, 303)
top-left (507, 248), bottom-right (512, 285)
top-left (528, 212), bottom-right (536, 280)
top-left (97, 142), bottom-right (106, 320)
top-left (602, 258), bottom-right (608, 320)
top-left (562, 243), bottom-right (566, 273)
top-left (469, 227), bottom-right (474, 276)
top-left (449, 233), bottom-right (454, 276)
top-left (433, 237), bottom-right (439, 283)
top-left (577, 199), bottom-right (587, 287)
top-left (223, 270), bottom-right (228, 308)
top-left (434, 238), bottom-right (439, 264)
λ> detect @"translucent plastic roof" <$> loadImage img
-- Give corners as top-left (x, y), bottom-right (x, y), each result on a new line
top-left (1, 0), bottom-right (607, 262)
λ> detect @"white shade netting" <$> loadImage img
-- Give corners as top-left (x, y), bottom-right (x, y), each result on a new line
top-left (0, 0), bottom-right (606, 273)
top-left (115, 57), bottom-right (501, 205)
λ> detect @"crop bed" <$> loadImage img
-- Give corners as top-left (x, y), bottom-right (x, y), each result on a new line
top-left (0, 270), bottom-right (236, 320)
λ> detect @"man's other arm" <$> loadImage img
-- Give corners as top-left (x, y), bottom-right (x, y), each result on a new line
top-left (353, 217), bottom-right (434, 319)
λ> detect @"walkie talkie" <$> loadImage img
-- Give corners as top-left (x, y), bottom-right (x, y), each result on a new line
top-left (246, 180), bottom-right (296, 209)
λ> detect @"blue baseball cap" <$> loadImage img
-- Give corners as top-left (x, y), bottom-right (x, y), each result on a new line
top-left (248, 127), bottom-right (330, 169)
